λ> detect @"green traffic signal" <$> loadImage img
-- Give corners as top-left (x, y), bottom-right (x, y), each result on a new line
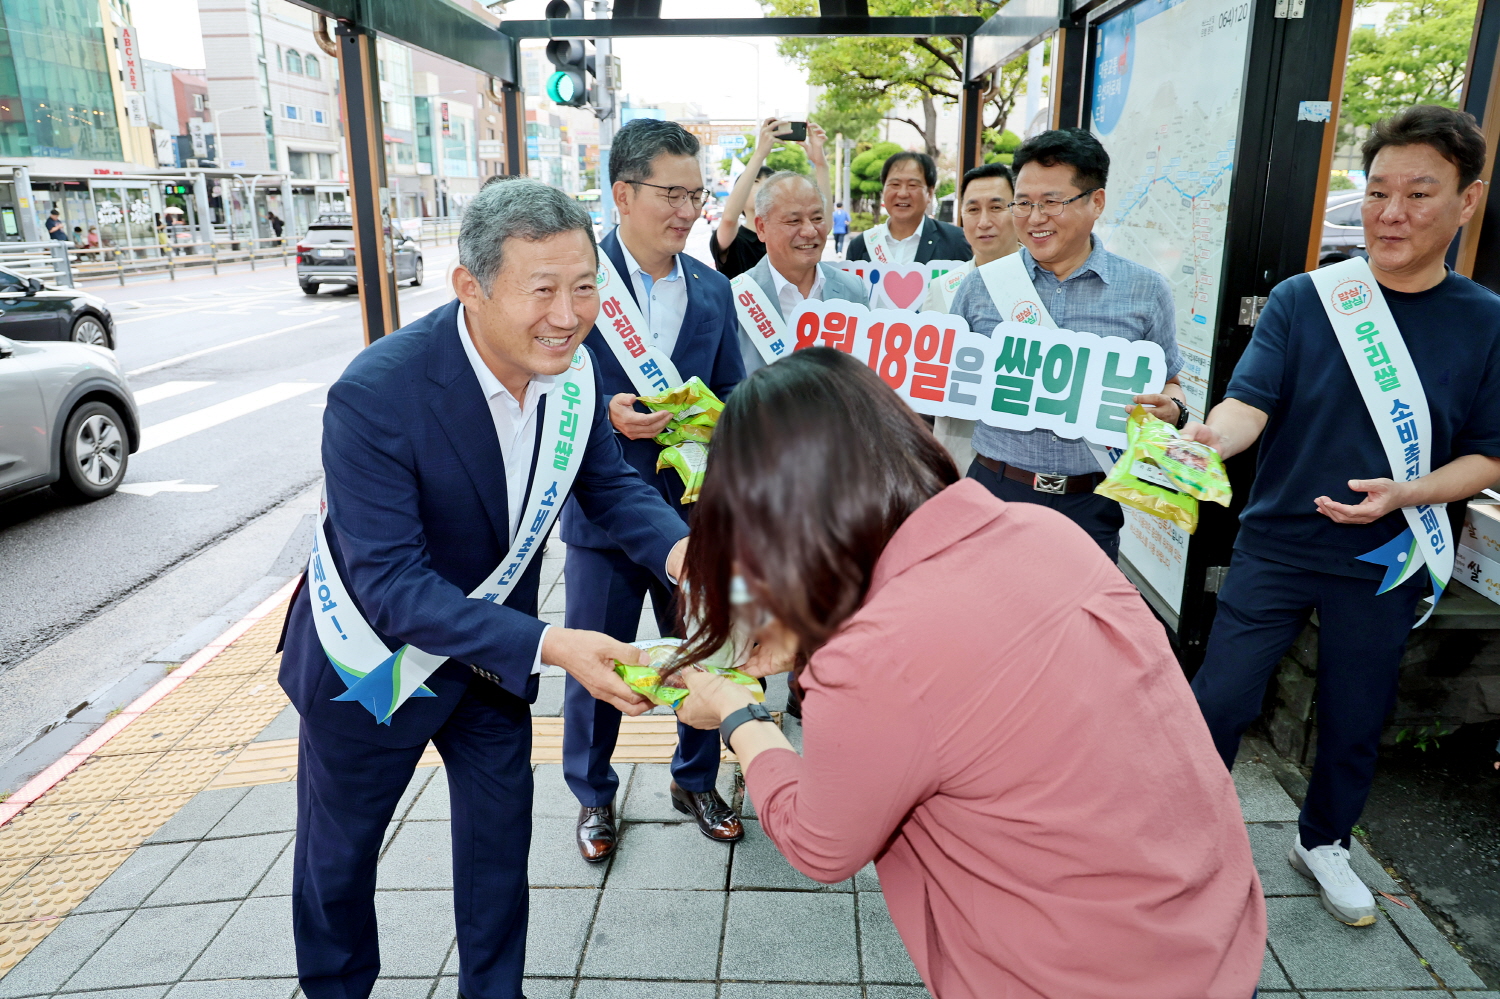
top-left (546, 70), bottom-right (586, 107)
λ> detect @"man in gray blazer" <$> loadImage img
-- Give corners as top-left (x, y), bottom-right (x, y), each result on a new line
top-left (739, 171), bottom-right (869, 374)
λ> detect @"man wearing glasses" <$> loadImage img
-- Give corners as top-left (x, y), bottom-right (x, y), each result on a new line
top-left (845, 151), bottom-right (970, 265)
top-left (562, 117), bottom-right (746, 862)
top-left (950, 128), bottom-right (1187, 560)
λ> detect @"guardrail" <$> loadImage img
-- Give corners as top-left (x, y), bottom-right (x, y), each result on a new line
top-left (70, 237), bottom-right (292, 285)
top-left (0, 242), bottom-right (74, 287)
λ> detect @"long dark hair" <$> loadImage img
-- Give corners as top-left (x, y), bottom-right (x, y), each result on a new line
top-left (677, 348), bottom-right (958, 673)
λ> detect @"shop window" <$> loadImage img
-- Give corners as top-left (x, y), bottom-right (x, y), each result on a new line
top-left (288, 150), bottom-right (310, 179)
top-left (316, 152), bottom-right (334, 179)
top-left (284, 105), bottom-right (299, 120)
top-left (313, 109), bottom-right (326, 124)
top-left (304, 55), bottom-right (320, 79)
top-left (287, 49), bottom-right (304, 75)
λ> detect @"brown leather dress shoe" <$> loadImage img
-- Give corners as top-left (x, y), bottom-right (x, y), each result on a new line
top-left (669, 781), bottom-right (744, 842)
top-left (576, 803), bottom-right (617, 863)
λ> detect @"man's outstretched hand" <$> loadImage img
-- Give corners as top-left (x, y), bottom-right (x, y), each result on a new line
top-left (1315, 477), bottom-right (1409, 524)
top-left (541, 628), bottom-right (653, 715)
top-left (609, 393), bottom-right (673, 440)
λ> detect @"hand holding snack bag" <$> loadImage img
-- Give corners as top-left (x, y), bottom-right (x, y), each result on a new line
top-left (638, 377), bottom-right (725, 504)
top-left (613, 638), bottom-right (764, 708)
top-left (1095, 405), bottom-right (1231, 534)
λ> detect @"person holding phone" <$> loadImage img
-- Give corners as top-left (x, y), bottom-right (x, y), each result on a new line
top-left (712, 117), bottom-right (832, 279)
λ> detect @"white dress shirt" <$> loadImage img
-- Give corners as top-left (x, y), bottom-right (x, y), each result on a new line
top-left (769, 260), bottom-right (826, 316)
top-left (618, 236), bottom-right (687, 358)
top-left (869, 221), bottom-right (922, 264)
top-left (458, 304), bottom-right (556, 672)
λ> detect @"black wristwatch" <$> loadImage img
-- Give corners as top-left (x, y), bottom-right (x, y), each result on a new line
top-left (1172, 397), bottom-right (1191, 430)
top-left (720, 702), bottom-right (774, 751)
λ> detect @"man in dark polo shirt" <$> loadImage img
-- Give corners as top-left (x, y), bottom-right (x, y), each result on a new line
top-left (1165, 106), bottom-right (1500, 928)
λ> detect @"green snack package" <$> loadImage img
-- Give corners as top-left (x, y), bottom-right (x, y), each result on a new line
top-left (613, 638), bottom-right (765, 708)
top-left (1094, 405), bottom-right (1231, 535)
top-left (638, 378), bottom-right (724, 501)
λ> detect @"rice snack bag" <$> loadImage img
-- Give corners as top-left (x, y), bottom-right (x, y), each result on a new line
top-left (638, 377), bottom-right (724, 503)
top-left (1095, 405), bottom-right (1231, 534)
top-left (613, 637), bottom-right (764, 708)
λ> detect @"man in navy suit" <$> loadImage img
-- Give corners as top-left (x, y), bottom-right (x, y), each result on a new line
top-left (279, 179), bottom-right (689, 999)
top-left (560, 119), bottom-right (746, 861)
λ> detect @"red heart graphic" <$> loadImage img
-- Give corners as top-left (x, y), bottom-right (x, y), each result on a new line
top-left (881, 269), bottom-right (926, 310)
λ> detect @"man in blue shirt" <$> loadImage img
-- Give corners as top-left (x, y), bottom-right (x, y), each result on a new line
top-left (950, 129), bottom-right (1187, 560)
top-left (1170, 106), bottom-right (1500, 928)
top-left (831, 200), bottom-right (850, 256)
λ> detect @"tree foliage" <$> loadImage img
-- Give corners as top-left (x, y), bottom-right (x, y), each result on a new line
top-left (720, 135), bottom-right (812, 176)
top-left (1340, 0), bottom-right (1476, 147)
top-left (850, 141), bottom-right (904, 197)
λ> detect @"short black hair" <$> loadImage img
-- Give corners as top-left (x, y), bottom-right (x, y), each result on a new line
top-left (1362, 105), bottom-right (1488, 190)
top-left (880, 151), bottom-right (937, 189)
top-left (609, 118), bottom-right (701, 185)
top-left (1013, 128), bottom-right (1110, 191)
top-left (755, 165), bottom-right (774, 181)
top-left (960, 162), bottom-right (1015, 200)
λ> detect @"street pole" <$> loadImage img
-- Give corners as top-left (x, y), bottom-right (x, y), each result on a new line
top-left (594, 0), bottom-right (615, 231)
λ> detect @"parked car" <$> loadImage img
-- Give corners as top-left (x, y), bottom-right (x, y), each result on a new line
top-left (296, 213), bottom-right (423, 294)
top-left (1319, 191), bottom-right (1367, 266)
top-left (0, 267), bottom-right (114, 348)
top-left (0, 334), bottom-right (139, 503)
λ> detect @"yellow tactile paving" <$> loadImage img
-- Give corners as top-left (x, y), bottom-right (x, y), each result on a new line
top-left (0, 850), bottom-right (132, 925)
top-left (0, 860), bottom-right (41, 898)
top-left (54, 795), bottom-right (196, 856)
top-left (0, 920), bottom-right (63, 975)
top-left (35, 754), bottom-right (167, 806)
top-left (0, 805), bottom-right (104, 861)
top-left (205, 739), bottom-right (298, 790)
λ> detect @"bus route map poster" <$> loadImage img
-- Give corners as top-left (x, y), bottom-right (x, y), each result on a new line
top-left (1090, 0), bottom-right (1252, 615)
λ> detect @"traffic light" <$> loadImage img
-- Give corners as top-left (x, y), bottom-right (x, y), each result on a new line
top-left (544, 0), bottom-right (593, 108)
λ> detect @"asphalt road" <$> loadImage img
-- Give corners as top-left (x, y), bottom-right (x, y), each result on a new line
top-left (0, 244), bottom-right (461, 771)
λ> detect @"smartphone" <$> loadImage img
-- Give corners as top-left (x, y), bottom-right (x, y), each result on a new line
top-left (773, 120), bottom-right (808, 142)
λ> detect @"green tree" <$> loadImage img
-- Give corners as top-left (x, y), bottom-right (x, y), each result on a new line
top-left (719, 135), bottom-right (813, 176)
top-left (1340, 0), bottom-right (1475, 147)
top-left (851, 141), bottom-right (904, 199)
top-left (760, 0), bottom-right (1031, 159)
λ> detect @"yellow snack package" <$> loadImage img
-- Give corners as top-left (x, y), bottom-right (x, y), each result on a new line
top-left (613, 638), bottom-right (764, 708)
top-left (638, 377), bottom-right (724, 503)
top-left (1095, 405), bottom-right (1231, 534)
top-left (656, 441), bottom-right (709, 504)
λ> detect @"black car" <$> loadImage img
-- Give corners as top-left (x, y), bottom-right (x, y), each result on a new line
top-left (0, 267), bottom-right (114, 348)
top-left (296, 213), bottom-right (423, 294)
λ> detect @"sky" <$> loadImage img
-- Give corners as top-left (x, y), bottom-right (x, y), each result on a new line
top-left (126, 0), bottom-right (812, 121)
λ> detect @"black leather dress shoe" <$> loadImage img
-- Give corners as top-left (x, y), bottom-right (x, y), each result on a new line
top-left (670, 781), bottom-right (744, 842)
top-left (577, 803), bottom-right (617, 863)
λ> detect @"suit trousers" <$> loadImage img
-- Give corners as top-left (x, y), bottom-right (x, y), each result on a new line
top-left (292, 682), bottom-right (533, 999)
top-left (562, 543), bottom-right (721, 806)
top-left (965, 457), bottom-right (1124, 562)
top-left (1190, 550), bottom-right (1424, 850)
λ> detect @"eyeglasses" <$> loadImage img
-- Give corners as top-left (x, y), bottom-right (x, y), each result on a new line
top-left (629, 180), bottom-right (708, 210)
top-left (1008, 188), bottom-right (1100, 218)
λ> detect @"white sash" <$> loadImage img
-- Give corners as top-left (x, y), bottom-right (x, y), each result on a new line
top-left (729, 272), bottom-right (793, 366)
top-left (926, 259), bottom-right (973, 313)
top-left (1308, 257), bottom-right (1452, 615)
top-left (863, 222), bottom-right (894, 264)
top-left (595, 253), bottom-right (683, 396)
top-left (309, 347), bottom-right (598, 724)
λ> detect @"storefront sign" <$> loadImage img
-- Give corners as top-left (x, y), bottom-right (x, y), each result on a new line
top-left (126, 93), bottom-right (148, 128)
top-left (118, 26), bottom-right (143, 93)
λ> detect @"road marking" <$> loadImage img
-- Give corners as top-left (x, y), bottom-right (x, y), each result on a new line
top-left (138, 382), bottom-right (324, 452)
top-left (405, 285), bottom-right (448, 298)
top-left (129, 381), bottom-right (215, 405)
top-left (117, 480), bottom-right (219, 497)
top-left (116, 289), bottom-right (305, 324)
top-left (125, 316), bottom-right (339, 376)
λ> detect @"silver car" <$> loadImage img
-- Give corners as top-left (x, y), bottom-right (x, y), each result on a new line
top-left (296, 214), bottom-right (423, 294)
top-left (0, 334), bottom-right (139, 503)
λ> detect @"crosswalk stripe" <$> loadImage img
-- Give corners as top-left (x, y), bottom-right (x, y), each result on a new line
top-left (138, 382), bottom-right (324, 453)
top-left (130, 381), bottom-right (215, 405)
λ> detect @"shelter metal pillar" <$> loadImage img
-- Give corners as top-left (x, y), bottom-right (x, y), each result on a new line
top-left (336, 20), bottom-right (400, 345)
top-left (959, 78), bottom-right (985, 179)
top-left (502, 82), bottom-right (526, 177)
top-left (1456, 0), bottom-right (1500, 290)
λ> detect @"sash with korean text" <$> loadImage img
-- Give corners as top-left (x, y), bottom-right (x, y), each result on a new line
top-left (926, 259), bottom-right (973, 313)
top-left (863, 222), bottom-right (896, 264)
top-left (595, 254), bottom-right (683, 396)
top-left (728, 273), bottom-right (793, 366)
top-left (1309, 257), bottom-right (1451, 619)
top-left (308, 347), bottom-right (598, 724)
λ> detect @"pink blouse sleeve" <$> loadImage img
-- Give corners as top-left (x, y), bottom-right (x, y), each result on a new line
top-left (745, 622), bottom-right (940, 883)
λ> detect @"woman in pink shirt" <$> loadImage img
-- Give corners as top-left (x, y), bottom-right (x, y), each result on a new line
top-left (674, 348), bottom-right (1266, 999)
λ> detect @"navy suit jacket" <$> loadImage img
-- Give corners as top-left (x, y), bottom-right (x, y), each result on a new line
top-left (559, 229), bottom-right (744, 549)
top-left (845, 216), bottom-right (972, 264)
top-left (279, 299), bottom-right (689, 748)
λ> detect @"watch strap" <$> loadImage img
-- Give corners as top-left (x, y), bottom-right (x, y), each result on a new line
top-left (1173, 398), bottom-right (1191, 429)
top-left (720, 702), bottom-right (773, 751)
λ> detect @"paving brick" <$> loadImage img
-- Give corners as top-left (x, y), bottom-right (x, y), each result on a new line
top-left (73, 842), bottom-right (194, 914)
top-left (166, 979), bottom-right (298, 999)
top-left (52, 987), bottom-right (168, 998)
top-left (1247, 823), bottom-right (1316, 896)
top-left (205, 782), bottom-right (299, 838)
top-left (1300, 994), bottom-right (1464, 998)
top-left (529, 814), bottom-right (609, 889)
top-left (761, 673), bottom-right (791, 713)
top-left (855, 863), bottom-right (880, 892)
top-left (1346, 839), bottom-right (1402, 895)
top-left (0, 910), bottom-right (129, 998)
top-left (582, 889), bottom-right (722, 981)
top-left (406, 768), bottom-right (452, 822)
top-left (377, 822), bottom-right (453, 891)
top-left (619, 765), bottom-right (733, 824)
top-left (1261, 947), bottom-right (1291, 988)
top-left (251, 839), bottom-right (295, 897)
top-left (253, 704), bottom-right (302, 743)
top-left (526, 888), bottom-right (598, 977)
top-left (186, 896), bottom-right (297, 980)
top-left (863, 988), bottom-right (932, 999)
top-left (719, 986), bottom-right (859, 999)
top-left (1231, 761), bottom-right (1301, 822)
top-left (721, 891), bottom-right (859, 984)
top-left (605, 823), bottom-right (729, 891)
top-left (145, 788), bottom-right (250, 845)
top-left (367, 979), bottom-right (437, 999)
top-left (146, 832), bottom-right (291, 905)
top-left (393, 767), bottom-right (437, 823)
top-left (1379, 894), bottom-right (1486, 988)
top-left (66, 900), bottom-right (238, 990)
top-left (1265, 897), bottom-right (1434, 990)
top-left (432, 977), bottom-right (574, 999)
top-left (531, 676), bottom-right (566, 718)
top-left (858, 892), bottom-right (922, 984)
top-left (575, 980), bottom-right (715, 999)
top-left (730, 820), bottom-right (850, 892)
top-left (374, 890), bottom-right (457, 977)
top-left (534, 763), bottom-right (624, 819)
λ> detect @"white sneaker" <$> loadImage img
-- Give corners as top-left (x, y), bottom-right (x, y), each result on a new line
top-left (1288, 836), bottom-right (1377, 926)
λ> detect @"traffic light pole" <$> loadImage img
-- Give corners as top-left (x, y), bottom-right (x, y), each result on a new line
top-left (594, 0), bottom-right (616, 231)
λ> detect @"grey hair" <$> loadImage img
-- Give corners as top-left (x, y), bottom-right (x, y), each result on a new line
top-left (458, 178), bottom-right (596, 292)
top-left (754, 171), bottom-right (820, 218)
top-left (609, 118), bottom-right (701, 184)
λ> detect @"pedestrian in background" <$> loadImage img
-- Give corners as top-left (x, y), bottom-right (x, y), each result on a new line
top-left (844, 151), bottom-right (969, 265)
top-left (268, 211), bottom-right (285, 238)
top-left (831, 200), bottom-right (849, 256)
top-left (45, 208), bottom-right (67, 241)
top-left (673, 348), bottom-right (1266, 999)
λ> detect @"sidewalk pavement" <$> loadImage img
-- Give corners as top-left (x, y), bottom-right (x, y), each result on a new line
top-left (0, 541), bottom-right (1494, 998)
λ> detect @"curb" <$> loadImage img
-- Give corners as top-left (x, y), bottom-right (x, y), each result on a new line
top-left (0, 575), bottom-right (301, 828)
